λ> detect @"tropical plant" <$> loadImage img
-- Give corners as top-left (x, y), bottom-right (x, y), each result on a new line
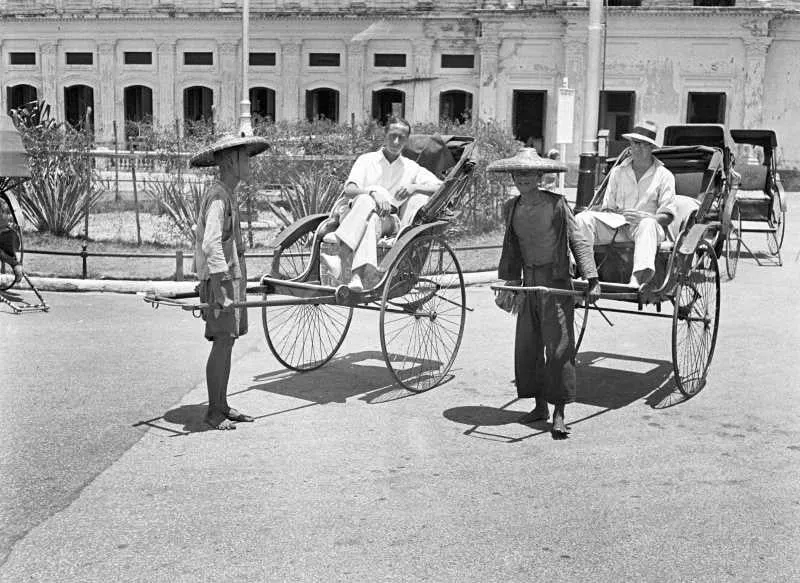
top-left (259, 164), bottom-right (344, 230)
top-left (10, 100), bottom-right (104, 236)
top-left (145, 177), bottom-right (209, 244)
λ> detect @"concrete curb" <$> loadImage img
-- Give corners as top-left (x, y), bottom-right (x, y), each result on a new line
top-left (20, 270), bottom-right (499, 295)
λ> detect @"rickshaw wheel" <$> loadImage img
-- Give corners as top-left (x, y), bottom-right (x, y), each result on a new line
top-left (573, 298), bottom-right (589, 352)
top-left (379, 234), bottom-right (466, 392)
top-left (724, 203), bottom-right (741, 280)
top-left (262, 299), bottom-right (353, 372)
top-left (671, 241), bottom-right (720, 397)
top-left (262, 234), bottom-right (353, 371)
top-left (767, 190), bottom-right (786, 255)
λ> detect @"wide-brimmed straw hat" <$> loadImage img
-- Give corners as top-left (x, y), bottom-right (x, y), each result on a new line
top-left (487, 148), bottom-right (567, 174)
top-left (622, 120), bottom-right (660, 147)
top-left (189, 134), bottom-right (270, 167)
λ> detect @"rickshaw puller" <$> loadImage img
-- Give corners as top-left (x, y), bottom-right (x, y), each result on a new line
top-left (0, 196), bottom-right (23, 284)
top-left (490, 148), bottom-right (600, 437)
top-left (191, 134), bottom-right (269, 431)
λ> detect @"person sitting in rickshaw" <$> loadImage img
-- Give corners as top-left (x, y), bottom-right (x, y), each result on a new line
top-left (0, 196), bottom-right (24, 285)
top-left (490, 148), bottom-right (601, 438)
top-left (330, 116), bottom-right (443, 291)
top-left (574, 121), bottom-right (677, 289)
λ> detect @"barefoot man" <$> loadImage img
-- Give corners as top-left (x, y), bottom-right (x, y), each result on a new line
top-left (490, 148), bottom-right (601, 437)
top-left (191, 134), bottom-right (269, 430)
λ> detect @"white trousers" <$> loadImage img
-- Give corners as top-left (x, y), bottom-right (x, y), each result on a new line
top-left (334, 193), bottom-right (429, 270)
top-left (575, 211), bottom-right (665, 275)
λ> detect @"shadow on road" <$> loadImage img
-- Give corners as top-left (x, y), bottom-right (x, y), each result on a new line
top-left (443, 351), bottom-right (685, 442)
top-left (246, 350), bottom-right (447, 405)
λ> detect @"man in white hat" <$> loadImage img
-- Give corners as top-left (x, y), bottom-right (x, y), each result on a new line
top-left (490, 148), bottom-right (601, 437)
top-left (574, 120), bottom-right (677, 288)
top-left (331, 116), bottom-right (443, 290)
top-left (191, 134), bottom-right (269, 430)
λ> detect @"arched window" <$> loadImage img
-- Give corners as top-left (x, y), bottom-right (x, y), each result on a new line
top-left (249, 87), bottom-right (276, 123)
top-left (124, 85), bottom-right (153, 142)
top-left (183, 86), bottom-right (214, 136)
top-left (6, 84), bottom-right (37, 114)
top-left (64, 85), bottom-right (95, 132)
top-left (305, 88), bottom-right (339, 123)
top-left (439, 90), bottom-right (473, 124)
top-left (371, 89), bottom-right (405, 125)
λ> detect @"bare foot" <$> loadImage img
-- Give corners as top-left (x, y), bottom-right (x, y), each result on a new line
top-left (519, 406), bottom-right (549, 424)
top-left (205, 412), bottom-right (237, 430)
top-left (226, 408), bottom-right (254, 423)
top-left (551, 406), bottom-right (570, 438)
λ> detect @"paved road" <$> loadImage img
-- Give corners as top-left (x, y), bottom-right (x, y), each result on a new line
top-left (0, 198), bottom-right (798, 580)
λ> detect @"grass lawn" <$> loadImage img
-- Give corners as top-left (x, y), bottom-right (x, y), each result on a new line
top-left (20, 209), bottom-right (503, 280)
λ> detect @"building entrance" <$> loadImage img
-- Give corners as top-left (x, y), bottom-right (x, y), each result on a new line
top-left (250, 87), bottom-right (276, 123)
top-left (372, 89), bottom-right (405, 124)
top-left (306, 88), bottom-right (339, 122)
top-left (6, 84), bottom-right (37, 114)
top-left (64, 85), bottom-right (94, 132)
top-left (599, 91), bottom-right (636, 158)
top-left (512, 90), bottom-right (546, 153)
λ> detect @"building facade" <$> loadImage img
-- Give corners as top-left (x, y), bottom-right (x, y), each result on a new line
top-left (1, 0), bottom-right (799, 168)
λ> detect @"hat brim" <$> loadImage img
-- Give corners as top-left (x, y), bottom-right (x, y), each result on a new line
top-left (190, 136), bottom-right (270, 167)
top-left (487, 159), bottom-right (567, 174)
top-left (622, 133), bottom-right (659, 147)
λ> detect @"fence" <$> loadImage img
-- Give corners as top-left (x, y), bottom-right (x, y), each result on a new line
top-left (24, 241), bottom-right (505, 281)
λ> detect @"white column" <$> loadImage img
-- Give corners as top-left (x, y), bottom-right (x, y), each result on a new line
top-left (412, 40), bottom-right (434, 124)
top-left (97, 41), bottom-right (117, 144)
top-left (741, 35), bottom-right (772, 129)
top-left (346, 41), bottom-right (366, 123)
top-left (39, 42), bottom-right (60, 120)
top-left (280, 40), bottom-right (302, 121)
top-left (477, 35), bottom-right (501, 121)
top-left (156, 40), bottom-right (176, 132)
top-left (219, 41), bottom-right (239, 133)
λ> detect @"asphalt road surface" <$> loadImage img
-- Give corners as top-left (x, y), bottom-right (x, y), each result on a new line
top-left (1, 198), bottom-right (798, 580)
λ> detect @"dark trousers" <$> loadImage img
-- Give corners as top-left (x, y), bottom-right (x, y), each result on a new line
top-left (514, 265), bottom-right (576, 405)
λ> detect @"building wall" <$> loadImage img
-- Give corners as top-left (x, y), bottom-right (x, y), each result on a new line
top-left (1, 2), bottom-right (799, 169)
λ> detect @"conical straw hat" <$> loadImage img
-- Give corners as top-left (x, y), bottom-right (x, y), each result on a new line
top-left (190, 134), bottom-right (270, 168)
top-left (487, 147), bottom-right (566, 174)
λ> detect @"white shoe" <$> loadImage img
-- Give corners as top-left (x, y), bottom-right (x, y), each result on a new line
top-left (347, 273), bottom-right (363, 291)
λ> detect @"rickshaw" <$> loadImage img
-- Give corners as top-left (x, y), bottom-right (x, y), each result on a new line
top-left (724, 129), bottom-right (786, 276)
top-left (493, 142), bottom-right (729, 397)
top-left (0, 116), bottom-right (49, 314)
top-left (146, 135), bottom-right (477, 392)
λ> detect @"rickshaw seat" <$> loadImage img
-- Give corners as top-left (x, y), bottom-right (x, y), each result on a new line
top-left (673, 171), bottom-right (710, 202)
top-left (737, 164), bottom-right (768, 191)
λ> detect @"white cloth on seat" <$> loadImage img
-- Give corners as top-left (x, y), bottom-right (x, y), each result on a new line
top-left (667, 195), bottom-right (701, 241)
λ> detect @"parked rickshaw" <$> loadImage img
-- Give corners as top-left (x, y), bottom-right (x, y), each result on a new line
top-left (724, 129), bottom-right (786, 276)
top-left (494, 142), bottom-right (730, 397)
top-left (146, 135), bottom-right (477, 392)
top-left (0, 116), bottom-right (48, 313)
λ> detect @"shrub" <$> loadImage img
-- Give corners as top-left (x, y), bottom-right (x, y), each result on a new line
top-left (10, 100), bottom-right (104, 236)
top-left (145, 177), bottom-right (210, 245)
top-left (256, 164), bottom-right (344, 230)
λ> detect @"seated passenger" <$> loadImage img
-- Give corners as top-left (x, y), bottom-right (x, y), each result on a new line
top-left (574, 120), bottom-right (677, 289)
top-left (332, 116), bottom-right (443, 290)
top-left (0, 197), bottom-right (24, 284)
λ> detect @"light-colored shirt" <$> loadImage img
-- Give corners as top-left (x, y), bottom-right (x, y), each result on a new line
top-left (602, 157), bottom-right (677, 218)
top-left (346, 149), bottom-right (442, 205)
top-left (194, 181), bottom-right (242, 280)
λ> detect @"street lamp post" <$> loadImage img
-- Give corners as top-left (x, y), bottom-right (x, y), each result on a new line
top-left (238, 0), bottom-right (253, 137)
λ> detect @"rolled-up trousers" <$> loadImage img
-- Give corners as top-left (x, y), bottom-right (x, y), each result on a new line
top-left (515, 264), bottom-right (576, 405)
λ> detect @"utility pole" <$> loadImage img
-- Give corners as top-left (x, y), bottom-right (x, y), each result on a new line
top-left (238, 0), bottom-right (253, 137)
top-left (575, 0), bottom-right (605, 211)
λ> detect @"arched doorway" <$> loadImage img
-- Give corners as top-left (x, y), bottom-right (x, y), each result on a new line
top-left (64, 85), bottom-right (95, 132)
top-left (6, 84), bottom-right (37, 114)
top-left (183, 85), bottom-right (213, 134)
top-left (249, 87), bottom-right (276, 123)
top-left (305, 88), bottom-right (339, 123)
top-left (371, 89), bottom-right (405, 125)
top-left (124, 85), bottom-right (154, 143)
top-left (439, 90), bottom-right (473, 124)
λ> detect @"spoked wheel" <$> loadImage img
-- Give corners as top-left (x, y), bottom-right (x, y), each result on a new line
top-left (262, 300), bottom-right (353, 372)
top-left (671, 241), bottom-right (720, 397)
top-left (573, 298), bottom-right (589, 352)
top-left (767, 190), bottom-right (786, 257)
top-left (724, 203), bottom-right (742, 280)
top-left (379, 234), bottom-right (466, 392)
top-left (262, 232), bottom-right (352, 371)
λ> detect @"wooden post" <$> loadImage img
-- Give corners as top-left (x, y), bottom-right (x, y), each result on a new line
top-left (113, 120), bottom-right (120, 202)
top-left (130, 149), bottom-right (142, 246)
